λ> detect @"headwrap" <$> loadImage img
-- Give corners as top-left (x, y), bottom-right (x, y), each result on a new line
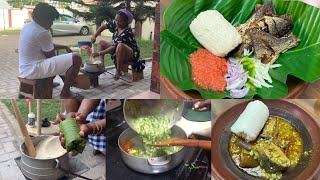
top-left (118, 9), bottom-right (133, 24)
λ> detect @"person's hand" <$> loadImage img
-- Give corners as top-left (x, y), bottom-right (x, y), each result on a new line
top-left (52, 114), bottom-right (66, 126)
top-left (52, 112), bottom-right (87, 125)
top-left (65, 46), bottom-right (72, 53)
top-left (25, 99), bottom-right (32, 104)
top-left (79, 124), bottom-right (92, 138)
top-left (90, 36), bottom-right (96, 43)
top-left (91, 52), bottom-right (99, 58)
top-left (192, 100), bottom-right (211, 112)
top-left (59, 123), bottom-right (89, 156)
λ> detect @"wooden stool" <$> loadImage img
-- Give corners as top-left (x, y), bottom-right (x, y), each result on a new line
top-left (18, 76), bottom-right (54, 99)
top-left (122, 62), bottom-right (144, 82)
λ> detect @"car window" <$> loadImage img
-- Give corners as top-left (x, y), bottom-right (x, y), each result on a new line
top-left (60, 15), bottom-right (76, 22)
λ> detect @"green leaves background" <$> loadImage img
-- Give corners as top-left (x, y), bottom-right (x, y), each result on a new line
top-left (160, 0), bottom-right (320, 99)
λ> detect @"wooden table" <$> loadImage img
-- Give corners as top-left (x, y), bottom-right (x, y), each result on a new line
top-left (211, 99), bottom-right (320, 122)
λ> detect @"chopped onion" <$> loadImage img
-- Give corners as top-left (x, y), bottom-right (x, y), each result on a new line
top-left (225, 58), bottom-right (249, 98)
top-left (230, 87), bottom-right (250, 98)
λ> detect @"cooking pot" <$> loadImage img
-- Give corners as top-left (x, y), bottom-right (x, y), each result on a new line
top-left (83, 61), bottom-right (103, 73)
top-left (20, 135), bottom-right (69, 180)
top-left (123, 99), bottom-right (184, 132)
top-left (118, 125), bottom-right (187, 174)
top-left (211, 100), bottom-right (320, 179)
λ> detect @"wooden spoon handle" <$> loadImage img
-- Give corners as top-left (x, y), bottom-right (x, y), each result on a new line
top-left (11, 100), bottom-right (36, 158)
top-left (170, 139), bottom-right (212, 150)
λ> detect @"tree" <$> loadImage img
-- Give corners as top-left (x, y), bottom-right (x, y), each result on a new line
top-left (7, 0), bottom-right (70, 9)
top-left (8, 0), bottom-right (156, 38)
top-left (112, 0), bottom-right (156, 38)
top-left (57, 0), bottom-right (156, 38)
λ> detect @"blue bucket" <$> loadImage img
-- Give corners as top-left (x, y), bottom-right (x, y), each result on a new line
top-left (78, 41), bottom-right (92, 48)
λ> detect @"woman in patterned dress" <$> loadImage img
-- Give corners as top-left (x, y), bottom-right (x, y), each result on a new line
top-left (91, 9), bottom-right (140, 81)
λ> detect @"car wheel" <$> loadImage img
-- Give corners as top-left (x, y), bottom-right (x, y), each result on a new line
top-left (80, 26), bottom-right (89, 36)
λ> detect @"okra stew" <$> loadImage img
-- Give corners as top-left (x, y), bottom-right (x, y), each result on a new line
top-left (123, 115), bottom-right (182, 158)
top-left (229, 116), bottom-right (303, 179)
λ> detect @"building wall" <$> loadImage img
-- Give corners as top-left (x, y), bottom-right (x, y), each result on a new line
top-left (0, 9), bottom-right (9, 30)
top-left (11, 9), bottom-right (28, 29)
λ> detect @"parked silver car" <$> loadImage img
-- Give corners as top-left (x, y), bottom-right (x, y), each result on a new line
top-left (50, 14), bottom-right (90, 36)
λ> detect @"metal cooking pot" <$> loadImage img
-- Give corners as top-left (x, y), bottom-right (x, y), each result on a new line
top-left (118, 125), bottom-right (187, 174)
top-left (84, 61), bottom-right (102, 73)
top-left (123, 99), bottom-right (184, 132)
top-left (20, 135), bottom-right (69, 180)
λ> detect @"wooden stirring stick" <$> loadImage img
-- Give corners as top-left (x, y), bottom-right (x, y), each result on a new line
top-left (36, 99), bottom-right (41, 136)
top-left (28, 100), bottom-right (32, 113)
top-left (90, 43), bottom-right (96, 63)
top-left (152, 138), bottom-right (212, 150)
top-left (11, 100), bottom-right (36, 158)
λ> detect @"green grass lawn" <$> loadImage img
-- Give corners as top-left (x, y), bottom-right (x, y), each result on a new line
top-left (0, 29), bottom-right (20, 35)
top-left (1, 100), bottom-right (62, 123)
top-left (61, 39), bottom-right (153, 67)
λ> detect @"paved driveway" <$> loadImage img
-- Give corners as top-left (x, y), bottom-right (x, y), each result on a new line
top-left (0, 34), bottom-right (152, 99)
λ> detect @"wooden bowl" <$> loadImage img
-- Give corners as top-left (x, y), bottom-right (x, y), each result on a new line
top-left (160, 74), bottom-right (309, 99)
top-left (211, 100), bottom-right (320, 179)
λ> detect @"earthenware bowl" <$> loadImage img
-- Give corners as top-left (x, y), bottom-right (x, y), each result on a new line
top-left (211, 100), bottom-right (320, 179)
top-left (160, 74), bottom-right (309, 99)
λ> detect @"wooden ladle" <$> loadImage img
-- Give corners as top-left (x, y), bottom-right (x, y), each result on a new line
top-left (151, 138), bottom-right (211, 150)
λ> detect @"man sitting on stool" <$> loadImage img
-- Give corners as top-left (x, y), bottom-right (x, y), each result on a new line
top-left (18, 3), bottom-right (83, 99)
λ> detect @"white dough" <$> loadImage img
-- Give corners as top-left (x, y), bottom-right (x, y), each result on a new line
top-left (34, 136), bottom-right (66, 159)
top-left (190, 10), bottom-right (242, 57)
top-left (230, 100), bottom-right (269, 141)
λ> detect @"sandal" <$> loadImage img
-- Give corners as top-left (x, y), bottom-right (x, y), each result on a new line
top-left (42, 118), bottom-right (51, 127)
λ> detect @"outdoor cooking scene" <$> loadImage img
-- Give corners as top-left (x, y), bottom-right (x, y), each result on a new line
top-left (0, 99), bottom-right (107, 179)
top-left (160, 0), bottom-right (320, 99)
top-left (211, 99), bottom-right (320, 180)
top-left (0, 0), bottom-right (160, 99)
top-left (106, 99), bottom-right (212, 180)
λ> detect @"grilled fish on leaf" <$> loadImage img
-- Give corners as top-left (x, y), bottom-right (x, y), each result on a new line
top-left (249, 31), bottom-right (300, 64)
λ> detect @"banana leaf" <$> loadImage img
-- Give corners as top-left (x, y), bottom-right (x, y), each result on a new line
top-left (161, 0), bottom-right (320, 99)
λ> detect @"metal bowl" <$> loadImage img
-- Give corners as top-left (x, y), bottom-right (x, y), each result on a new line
top-left (118, 125), bottom-right (187, 174)
top-left (123, 99), bottom-right (184, 132)
top-left (84, 61), bottom-right (102, 73)
top-left (77, 41), bottom-right (92, 48)
top-left (211, 100), bottom-right (320, 179)
top-left (20, 135), bottom-right (69, 180)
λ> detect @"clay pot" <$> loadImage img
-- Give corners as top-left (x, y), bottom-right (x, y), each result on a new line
top-left (160, 74), bottom-right (309, 99)
top-left (211, 100), bottom-right (320, 179)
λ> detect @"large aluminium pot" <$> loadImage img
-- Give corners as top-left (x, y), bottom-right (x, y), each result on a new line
top-left (118, 125), bottom-right (187, 174)
top-left (123, 99), bottom-right (184, 132)
top-left (20, 135), bottom-right (70, 180)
